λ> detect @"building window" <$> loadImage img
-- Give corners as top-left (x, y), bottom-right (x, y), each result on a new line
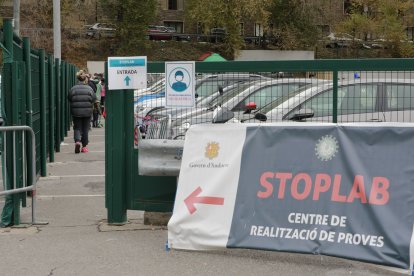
top-left (406, 27), bottom-right (414, 41)
top-left (254, 23), bottom-right (263, 37)
top-left (168, 0), bottom-right (177, 10)
top-left (343, 0), bottom-right (351, 15)
top-left (197, 22), bottom-right (205, 34)
top-left (164, 21), bottom-right (184, 33)
top-left (317, 25), bottom-right (330, 35)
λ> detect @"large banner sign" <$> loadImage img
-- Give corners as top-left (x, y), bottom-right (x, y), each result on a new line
top-left (168, 123), bottom-right (414, 271)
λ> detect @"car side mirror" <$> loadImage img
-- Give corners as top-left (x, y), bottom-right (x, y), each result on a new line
top-left (254, 113), bottom-right (267, 122)
top-left (212, 107), bottom-right (234, 123)
top-left (244, 102), bottom-right (257, 114)
top-left (289, 108), bottom-right (314, 121)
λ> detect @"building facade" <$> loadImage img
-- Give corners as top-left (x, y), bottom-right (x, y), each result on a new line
top-left (154, 0), bottom-right (354, 37)
top-left (0, 0), bottom-right (13, 19)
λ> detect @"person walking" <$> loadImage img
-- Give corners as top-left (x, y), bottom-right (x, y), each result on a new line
top-left (68, 70), bottom-right (96, 153)
top-left (100, 78), bottom-right (106, 115)
top-left (92, 77), bottom-right (102, 128)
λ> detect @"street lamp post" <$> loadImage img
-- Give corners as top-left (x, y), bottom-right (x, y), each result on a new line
top-left (53, 0), bottom-right (61, 60)
top-left (13, 0), bottom-right (20, 36)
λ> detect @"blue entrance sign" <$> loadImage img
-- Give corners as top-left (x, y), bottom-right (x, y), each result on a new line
top-left (109, 58), bottom-right (146, 67)
top-left (108, 56), bottom-right (147, 90)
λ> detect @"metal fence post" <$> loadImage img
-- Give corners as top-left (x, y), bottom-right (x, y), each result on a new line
top-left (55, 58), bottom-right (61, 152)
top-left (23, 37), bottom-right (34, 190)
top-left (39, 49), bottom-right (47, 177)
top-left (48, 54), bottom-right (55, 162)
top-left (61, 61), bottom-right (67, 138)
top-left (332, 70), bottom-right (338, 123)
top-left (105, 63), bottom-right (127, 224)
top-left (65, 62), bottom-right (70, 134)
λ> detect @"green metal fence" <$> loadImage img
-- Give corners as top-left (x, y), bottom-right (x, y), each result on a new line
top-left (0, 18), bottom-right (76, 225)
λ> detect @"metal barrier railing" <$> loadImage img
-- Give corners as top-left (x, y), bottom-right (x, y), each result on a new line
top-left (0, 126), bottom-right (41, 225)
top-left (146, 114), bottom-right (172, 139)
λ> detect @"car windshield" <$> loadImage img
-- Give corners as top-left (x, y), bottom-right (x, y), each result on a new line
top-left (206, 82), bottom-right (260, 108)
top-left (149, 78), bottom-right (165, 92)
top-left (255, 83), bottom-right (320, 114)
top-left (195, 80), bottom-right (227, 99)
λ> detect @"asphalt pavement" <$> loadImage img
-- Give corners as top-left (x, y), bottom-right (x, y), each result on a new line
top-left (0, 125), bottom-right (405, 276)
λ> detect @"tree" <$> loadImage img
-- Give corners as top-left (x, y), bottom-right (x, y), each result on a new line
top-left (268, 0), bottom-right (322, 50)
top-left (185, 0), bottom-right (271, 58)
top-left (336, 0), bottom-right (414, 57)
top-left (100, 0), bottom-right (157, 55)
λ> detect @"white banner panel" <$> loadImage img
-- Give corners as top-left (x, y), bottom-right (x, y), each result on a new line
top-left (168, 124), bottom-right (247, 249)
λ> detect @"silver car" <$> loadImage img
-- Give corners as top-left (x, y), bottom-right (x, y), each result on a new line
top-left (165, 78), bottom-right (329, 139)
top-left (254, 79), bottom-right (414, 123)
top-left (136, 74), bottom-right (271, 124)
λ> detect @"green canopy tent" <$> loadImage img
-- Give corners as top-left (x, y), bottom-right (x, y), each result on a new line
top-left (201, 53), bottom-right (227, 62)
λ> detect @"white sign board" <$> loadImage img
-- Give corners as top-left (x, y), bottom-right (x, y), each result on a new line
top-left (165, 62), bottom-right (195, 108)
top-left (108, 56), bottom-right (147, 90)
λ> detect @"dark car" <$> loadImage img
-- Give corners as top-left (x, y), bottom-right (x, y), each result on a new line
top-left (146, 25), bottom-right (172, 40)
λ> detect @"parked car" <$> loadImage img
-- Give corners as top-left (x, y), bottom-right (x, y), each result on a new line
top-left (135, 74), bottom-right (271, 125)
top-left (146, 25), bottom-right (173, 40)
top-left (137, 82), bottom-right (254, 139)
top-left (325, 32), bottom-right (370, 49)
top-left (210, 28), bottom-right (226, 36)
top-left (143, 81), bottom-right (260, 126)
top-left (85, 23), bottom-right (116, 39)
top-left (149, 78), bottom-right (328, 139)
top-left (247, 79), bottom-right (414, 124)
top-left (165, 27), bottom-right (177, 33)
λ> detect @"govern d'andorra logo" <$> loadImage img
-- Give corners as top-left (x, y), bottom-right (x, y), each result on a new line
top-left (205, 142), bottom-right (219, 160)
top-left (188, 142), bottom-right (229, 169)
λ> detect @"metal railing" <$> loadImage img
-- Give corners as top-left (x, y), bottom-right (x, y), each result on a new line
top-left (146, 114), bottom-right (172, 139)
top-left (0, 126), bottom-right (39, 225)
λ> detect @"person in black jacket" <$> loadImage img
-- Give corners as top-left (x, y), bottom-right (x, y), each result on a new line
top-left (68, 70), bottom-right (97, 153)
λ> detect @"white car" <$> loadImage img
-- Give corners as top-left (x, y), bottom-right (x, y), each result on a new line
top-left (135, 74), bottom-right (271, 124)
top-left (85, 23), bottom-right (116, 39)
top-left (254, 79), bottom-right (414, 123)
top-left (134, 77), bottom-right (166, 98)
top-left (150, 78), bottom-right (330, 139)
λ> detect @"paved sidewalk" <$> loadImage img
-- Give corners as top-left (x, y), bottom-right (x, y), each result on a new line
top-left (0, 126), bottom-right (403, 276)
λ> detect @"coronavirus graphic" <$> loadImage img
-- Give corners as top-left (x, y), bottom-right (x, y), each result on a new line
top-left (315, 135), bottom-right (339, 161)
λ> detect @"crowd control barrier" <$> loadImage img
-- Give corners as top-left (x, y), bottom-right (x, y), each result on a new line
top-left (0, 126), bottom-right (44, 225)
